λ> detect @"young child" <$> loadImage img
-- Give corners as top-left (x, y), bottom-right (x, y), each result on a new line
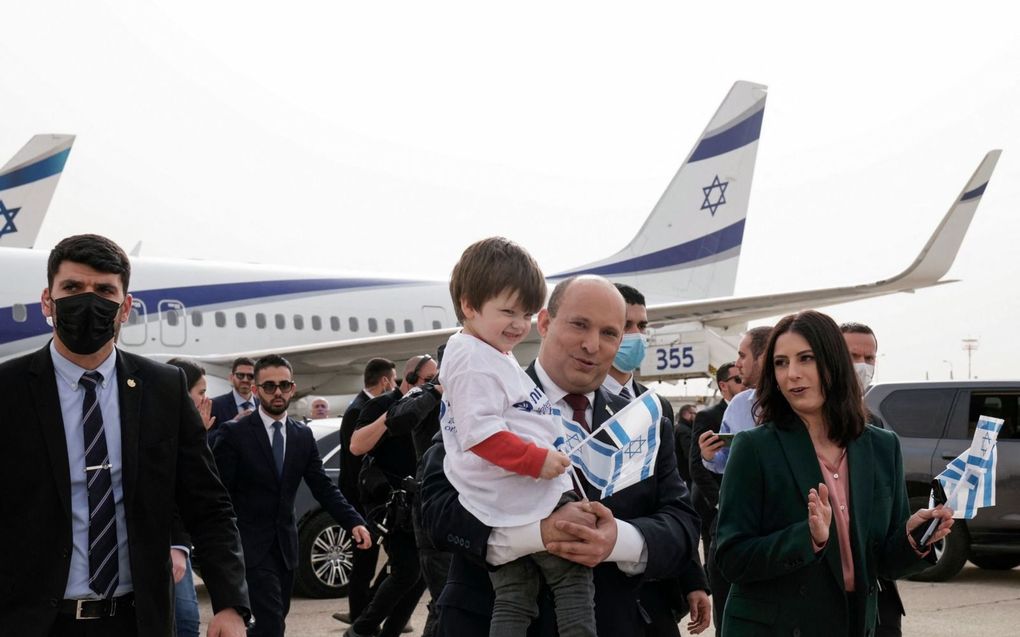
top-left (438, 237), bottom-right (596, 637)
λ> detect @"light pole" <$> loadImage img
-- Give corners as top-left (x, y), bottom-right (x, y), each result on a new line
top-left (942, 360), bottom-right (954, 380)
top-left (962, 338), bottom-right (979, 379)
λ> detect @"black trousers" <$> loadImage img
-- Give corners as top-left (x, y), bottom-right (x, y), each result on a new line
top-left (352, 528), bottom-right (427, 637)
top-left (247, 544), bottom-right (295, 637)
top-left (419, 546), bottom-right (453, 637)
top-left (706, 534), bottom-right (730, 634)
top-left (348, 539), bottom-right (382, 620)
top-left (875, 579), bottom-right (904, 637)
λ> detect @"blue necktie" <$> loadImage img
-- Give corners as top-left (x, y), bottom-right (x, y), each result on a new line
top-left (272, 421), bottom-right (285, 477)
top-left (620, 385), bottom-right (634, 401)
top-left (240, 401), bottom-right (253, 412)
top-left (81, 371), bottom-right (119, 597)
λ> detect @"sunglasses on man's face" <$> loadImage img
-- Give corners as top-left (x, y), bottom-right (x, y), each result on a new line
top-left (256, 381), bottom-right (295, 394)
top-left (726, 375), bottom-right (742, 385)
top-left (234, 372), bottom-right (255, 381)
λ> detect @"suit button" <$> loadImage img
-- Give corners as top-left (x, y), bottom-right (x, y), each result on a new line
top-left (793, 629), bottom-right (801, 637)
top-left (49, 599), bottom-right (58, 607)
top-left (446, 534), bottom-right (454, 543)
top-left (798, 585), bottom-right (808, 597)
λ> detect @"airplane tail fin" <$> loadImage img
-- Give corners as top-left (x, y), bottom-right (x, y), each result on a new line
top-left (554, 81), bottom-right (767, 303)
top-left (0, 134), bottom-right (75, 248)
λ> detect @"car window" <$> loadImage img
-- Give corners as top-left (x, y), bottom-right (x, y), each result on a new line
top-left (877, 388), bottom-right (956, 438)
top-left (963, 392), bottom-right (1020, 441)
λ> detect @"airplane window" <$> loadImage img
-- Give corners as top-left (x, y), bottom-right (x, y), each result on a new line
top-left (330, 316), bottom-right (341, 331)
top-left (12, 304), bottom-right (27, 322)
top-left (235, 312), bottom-right (247, 328)
top-left (368, 318), bottom-right (378, 333)
top-left (385, 318), bottom-right (395, 333)
top-left (215, 312), bottom-right (226, 328)
top-left (167, 310), bottom-right (180, 327)
top-left (349, 317), bottom-right (359, 332)
top-left (294, 315), bottom-right (305, 330)
top-left (128, 308), bottom-right (142, 325)
top-left (312, 316), bottom-right (322, 331)
top-left (256, 313), bottom-right (266, 329)
top-left (275, 314), bottom-right (286, 329)
top-left (432, 320), bottom-right (442, 330)
top-left (191, 311), bottom-right (203, 327)
top-left (404, 319), bottom-right (413, 333)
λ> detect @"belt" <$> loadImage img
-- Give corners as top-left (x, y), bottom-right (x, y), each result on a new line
top-left (57, 593), bottom-right (134, 620)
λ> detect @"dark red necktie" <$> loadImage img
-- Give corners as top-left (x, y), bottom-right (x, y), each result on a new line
top-left (563, 393), bottom-right (590, 432)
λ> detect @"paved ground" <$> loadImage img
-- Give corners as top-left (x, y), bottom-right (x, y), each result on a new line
top-left (197, 563), bottom-right (1019, 636)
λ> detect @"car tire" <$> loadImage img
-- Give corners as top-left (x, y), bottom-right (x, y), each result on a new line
top-left (905, 497), bottom-right (970, 582)
top-left (968, 553), bottom-right (1020, 570)
top-left (294, 510), bottom-right (353, 598)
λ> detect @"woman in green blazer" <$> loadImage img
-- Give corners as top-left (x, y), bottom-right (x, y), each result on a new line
top-left (715, 311), bottom-right (954, 636)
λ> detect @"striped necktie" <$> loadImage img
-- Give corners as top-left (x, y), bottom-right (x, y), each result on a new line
top-left (619, 385), bottom-right (634, 401)
top-left (81, 371), bottom-right (119, 597)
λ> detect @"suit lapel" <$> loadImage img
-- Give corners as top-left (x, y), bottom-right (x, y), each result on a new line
top-left (848, 429), bottom-right (875, 585)
top-left (116, 350), bottom-right (143, 508)
top-left (774, 418), bottom-right (848, 591)
top-left (282, 418), bottom-right (302, 483)
top-left (29, 346), bottom-right (73, 521)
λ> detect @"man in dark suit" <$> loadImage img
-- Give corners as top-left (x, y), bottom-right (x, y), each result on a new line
top-left (420, 276), bottom-right (702, 636)
top-left (334, 358), bottom-right (398, 625)
top-left (604, 283), bottom-right (710, 635)
top-left (0, 234), bottom-right (249, 637)
top-left (689, 363), bottom-right (742, 550)
top-left (210, 356), bottom-right (258, 426)
top-left (210, 354), bottom-right (372, 637)
top-left (674, 405), bottom-right (696, 487)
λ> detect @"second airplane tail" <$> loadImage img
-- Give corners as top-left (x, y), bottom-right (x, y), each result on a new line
top-left (0, 134), bottom-right (75, 249)
top-left (554, 81), bottom-right (767, 304)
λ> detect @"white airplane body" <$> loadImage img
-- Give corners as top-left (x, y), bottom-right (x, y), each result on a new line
top-left (0, 83), bottom-right (1001, 395)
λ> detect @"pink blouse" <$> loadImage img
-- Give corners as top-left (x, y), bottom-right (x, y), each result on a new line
top-left (817, 450), bottom-right (855, 592)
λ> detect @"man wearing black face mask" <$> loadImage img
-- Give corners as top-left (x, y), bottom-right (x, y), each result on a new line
top-left (0, 234), bottom-right (250, 637)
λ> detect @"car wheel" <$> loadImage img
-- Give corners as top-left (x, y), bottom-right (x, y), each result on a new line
top-left (905, 497), bottom-right (970, 582)
top-left (294, 510), bottom-right (352, 598)
top-left (968, 553), bottom-right (1020, 570)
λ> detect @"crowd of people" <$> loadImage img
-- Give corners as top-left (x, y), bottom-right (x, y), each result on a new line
top-left (0, 232), bottom-right (956, 637)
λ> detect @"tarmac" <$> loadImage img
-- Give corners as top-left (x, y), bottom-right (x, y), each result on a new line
top-left (196, 562), bottom-right (1020, 636)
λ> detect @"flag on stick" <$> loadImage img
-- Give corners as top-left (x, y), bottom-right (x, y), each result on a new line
top-left (934, 415), bottom-right (1003, 519)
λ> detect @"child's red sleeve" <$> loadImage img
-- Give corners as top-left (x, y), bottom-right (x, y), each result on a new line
top-left (470, 431), bottom-right (548, 478)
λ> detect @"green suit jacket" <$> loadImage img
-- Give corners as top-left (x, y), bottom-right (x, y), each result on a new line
top-left (715, 418), bottom-right (929, 636)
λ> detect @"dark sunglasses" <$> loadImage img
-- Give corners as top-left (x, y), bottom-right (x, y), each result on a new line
top-left (234, 372), bottom-right (255, 380)
top-left (726, 375), bottom-right (742, 384)
top-left (256, 380), bottom-right (295, 393)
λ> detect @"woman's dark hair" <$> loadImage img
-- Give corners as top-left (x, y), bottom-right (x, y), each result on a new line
top-left (166, 357), bottom-right (207, 391)
top-left (755, 310), bottom-right (866, 446)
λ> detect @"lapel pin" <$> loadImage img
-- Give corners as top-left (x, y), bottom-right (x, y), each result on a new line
top-left (127, 378), bottom-right (137, 388)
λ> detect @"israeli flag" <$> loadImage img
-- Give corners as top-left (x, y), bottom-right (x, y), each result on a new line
top-left (556, 390), bottom-right (661, 498)
top-left (935, 415), bottom-right (1004, 520)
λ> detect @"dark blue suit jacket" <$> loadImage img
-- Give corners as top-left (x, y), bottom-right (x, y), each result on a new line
top-left (210, 391), bottom-right (257, 429)
top-left (211, 411), bottom-right (365, 571)
top-left (420, 364), bottom-right (701, 636)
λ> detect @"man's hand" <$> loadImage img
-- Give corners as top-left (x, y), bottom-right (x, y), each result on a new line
top-left (698, 430), bottom-right (725, 461)
top-left (351, 525), bottom-right (373, 550)
top-left (539, 450), bottom-right (572, 479)
top-left (545, 501), bottom-right (618, 568)
top-left (170, 548), bottom-right (187, 584)
top-left (207, 607), bottom-right (247, 637)
top-left (686, 590), bottom-right (711, 634)
top-left (540, 501), bottom-right (596, 544)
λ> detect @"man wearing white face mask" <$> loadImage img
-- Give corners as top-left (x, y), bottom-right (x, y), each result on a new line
top-left (603, 283), bottom-right (712, 637)
top-left (840, 321), bottom-right (902, 637)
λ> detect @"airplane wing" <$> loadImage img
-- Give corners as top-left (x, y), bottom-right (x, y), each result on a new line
top-left (646, 150), bottom-right (1001, 328)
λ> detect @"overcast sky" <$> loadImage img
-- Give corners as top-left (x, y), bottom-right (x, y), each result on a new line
top-left (4, 1), bottom-right (1018, 384)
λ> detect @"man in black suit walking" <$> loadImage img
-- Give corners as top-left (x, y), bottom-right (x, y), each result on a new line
top-left (0, 234), bottom-right (249, 637)
top-left (421, 275), bottom-right (702, 636)
top-left (211, 354), bottom-right (372, 637)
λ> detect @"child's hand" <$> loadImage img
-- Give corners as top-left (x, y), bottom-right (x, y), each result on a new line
top-left (540, 451), bottom-right (572, 479)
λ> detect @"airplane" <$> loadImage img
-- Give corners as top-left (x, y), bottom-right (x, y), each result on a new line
top-left (0, 83), bottom-right (1000, 397)
top-left (0, 134), bottom-right (75, 249)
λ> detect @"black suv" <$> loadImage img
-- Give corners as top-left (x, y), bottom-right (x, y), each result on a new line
top-left (866, 381), bottom-right (1020, 581)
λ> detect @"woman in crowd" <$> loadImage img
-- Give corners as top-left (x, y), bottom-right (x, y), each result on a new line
top-left (714, 311), bottom-right (954, 636)
top-left (166, 358), bottom-right (215, 637)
